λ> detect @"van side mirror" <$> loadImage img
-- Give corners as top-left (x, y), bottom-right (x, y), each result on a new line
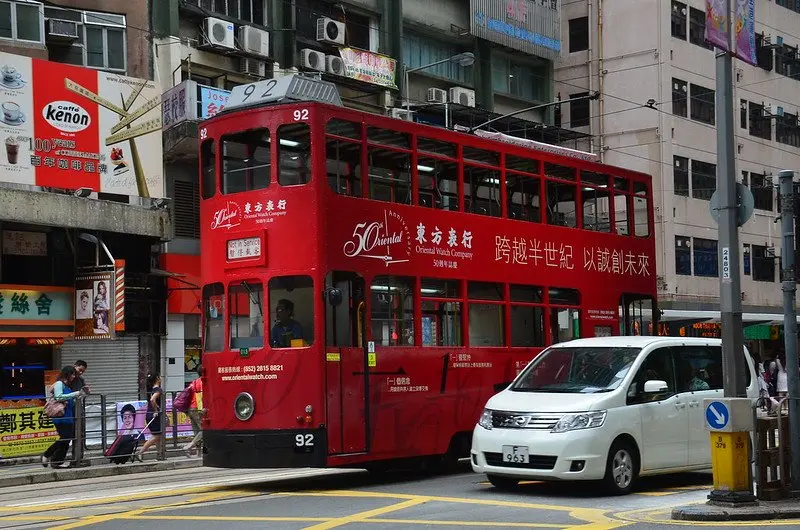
top-left (325, 288), bottom-right (343, 307)
top-left (643, 380), bottom-right (668, 393)
top-left (493, 381), bottom-right (512, 392)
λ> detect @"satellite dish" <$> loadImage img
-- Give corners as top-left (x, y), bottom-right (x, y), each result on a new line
top-left (709, 183), bottom-right (755, 227)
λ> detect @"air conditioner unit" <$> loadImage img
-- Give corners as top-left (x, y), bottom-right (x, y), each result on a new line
top-left (239, 58), bottom-right (266, 77)
top-left (301, 48), bottom-right (326, 71)
top-left (776, 106), bottom-right (785, 116)
top-left (317, 17), bottom-right (345, 45)
top-left (326, 55), bottom-right (345, 75)
top-left (203, 17), bottom-right (235, 49)
top-left (238, 25), bottom-right (269, 58)
top-left (763, 103), bottom-right (773, 116)
top-left (427, 88), bottom-right (447, 104)
top-left (390, 108), bottom-right (414, 121)
top-left (777, 35), bottom-right (784, 46)
top-left (449, 87), bottom-right (475, 107)
top-left (45, 19), bottom-right (79, 41)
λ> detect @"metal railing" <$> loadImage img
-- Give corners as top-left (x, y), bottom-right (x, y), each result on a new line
top-left (752, 396), bottom-right (795, 500)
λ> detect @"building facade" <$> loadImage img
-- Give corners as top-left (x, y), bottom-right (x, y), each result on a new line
top-left (556, 0), bottom-right (800, 359)
top-left (152, 0), bottom-right (586, 391)
top-left (0, 0), bottom-right (170, 411)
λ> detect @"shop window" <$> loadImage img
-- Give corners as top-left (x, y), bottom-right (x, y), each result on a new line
top-left (506, 172), bottom-right (541, 222)
top-left (421, 278), bottom-right (461, 347)
top-left (749, 102), bottom-right (772, 141)
top-left (268, 275), bottom-right (314, 347)
top-left (633, 182), bottom-right (650, 237)
top-left (0, 345), bottom-right (50, 399)
top-left (510, 284), bottom-right (545, 347)
top-left (278, 123), bottom-right (310, 186)
top-left (690, 84), bottom-right (715, 125)
top-left (752, 245), bottom-right (775, 282)
top-left (750, 171), bottom-right (774, 211)
top-left (203, 283), bottom-right (225, 353)
top-left (675, 236), bottom-right (691, 275)
top-left (546, 181), bottom-right (577, 227)
top-left (371, 276), bottom-right (414, 346)
top-left (674, 155), bottom-right (689, 197)
top-left (417, 158), bottom-right (459, 210)
top-left (228, 280), bottom-right (264, 350)
top-left (689, 7), bottom-right (712, 49)
top-left (367, 146), bottom-right (411, 205)
top-left (671, 1), bottom-right (687, 40)
top-left (693, 237), bottom-right (718, 277)
top-left (568, 16), bottom-right (589, 52)
top-left (569, 92), bottom-right (590, 128)
top-left (464, 165), bottom-right (501, 217)
top-left (672, 78), bottom-right (687, 117)
top-left (691, 159), bottom-right (716, 201)
top-left (326, 120), bottom-right (362, 197)
top-left (221, 129), bottom-right (270, 195)
top-left (201, 139), bottom-right (216, 199)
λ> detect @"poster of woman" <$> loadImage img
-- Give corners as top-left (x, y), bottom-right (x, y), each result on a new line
top-left (75, 289), bottom-right (92, 320)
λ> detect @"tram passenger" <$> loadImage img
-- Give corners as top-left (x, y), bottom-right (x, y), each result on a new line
top-left (271, 299), bottom-right (304, 347)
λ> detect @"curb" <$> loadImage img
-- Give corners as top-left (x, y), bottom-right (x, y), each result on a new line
top-left (1, 458), bottom-right (202, 488)
top-left (672, 505), bottom-right (800, 521)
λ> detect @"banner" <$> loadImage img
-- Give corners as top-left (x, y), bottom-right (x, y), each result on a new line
top-left (734, 0), bottom-right (757, 66)
top-left (705, 0), bottom-right (730, 51)
top-left (338, 48), bottom-right (397, 89)
top-left (115, 398), bottom-right (193, 441)
top-left (0, 51), bottom-right (163, 198)
top-left (0, 405), bottom-right (58, 458)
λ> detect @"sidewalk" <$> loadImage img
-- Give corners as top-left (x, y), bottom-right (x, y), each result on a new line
top-left (672, 499), bottom-right (800, 521)
top-left (0, 448), bottom-right (202, 488)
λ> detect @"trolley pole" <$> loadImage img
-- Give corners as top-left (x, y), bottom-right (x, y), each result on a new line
top-left (779, 169), bottom-right (800, 495)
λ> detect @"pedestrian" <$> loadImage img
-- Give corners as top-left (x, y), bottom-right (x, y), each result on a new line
top-left (42, 366), bottom-right (86, 469)
top-left (135, 373), bottom-right (164, 461)
top-left (183, 365), bottom-right (204, 457)
top-left (69, 360), bottom-right (89, 393)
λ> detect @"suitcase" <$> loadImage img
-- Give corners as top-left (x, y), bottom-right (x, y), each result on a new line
top-left (105, 414), bottom-right (158, 464)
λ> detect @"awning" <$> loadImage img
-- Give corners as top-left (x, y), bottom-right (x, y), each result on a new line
top-left (642, 309), bottom-right (797, 323)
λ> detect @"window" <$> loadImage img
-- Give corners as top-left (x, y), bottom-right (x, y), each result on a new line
top-left (367, 143), bottom-right (411, 205)
top-left (688, 7), bottom-right (711, 49)
top-left (269, 275), bottom-right (314, 347)
top-left (743, 244), bottom-right (751, 276)
top-left (614, 177), bottom-right (630, 235)
top-left (277, 123), bottom-right (310, 186)
top-left (672, 78), bottom-right (688, 117)
top-left (570, 92), bottom-right (590, 128)
top-left (675, 236), bottom-right (691, 275)
top-left (506, 155), bottom-right (541, 222)
top-left (403, 33), bottom-right (473, 85)
top-left (568, 16), bottom-right (589, 52)
top-left (750, 172), bottom-right (774, 211)
top-left (691, 159), bottom-right (716, 201)
top-left (581, 170), bottom-right (611, 232)
top-left (325, 271), bottom-right (365, 348)
top-left (468, 281), bottom-right (504, 347)
top-left (755, 33), bottom-right (774, 71)
top-left (752, 245), bottom-right (775, 282)
top-left (342, 10), bottom-right (371, 50)
top-left (776, 113), bottom-right (800, 148)
top-left (208, 0), bottom-right (265, 24)
top-left (491, 52), bottom-right (549, 102)
top-left (203, 283), bottom-right (225, 352)
top-left (671, 1), bottom-right (687, 40)
top-left (775, 44), bottom-right (798, 79)
top-left (371, 276), bottom-right (414, 346)
top-left (418, 158), bottom-right (459, 210)
top-left (228, 280), bottom-right (264, 350)
top-left (777, 0), bottom-right (800, 13)
top-left (0, 0), bottom-right (43, 42)
top-left (628, 348), bottom-right (676, 404)
top-left (740, 100), bottom-right (748, 129)
top-left (549, 287), bottom-right (580, 344)
top-left (45, 7), bottom-right (126, 72)
top-left (221, 129), bottom-right (270, 194)
top-left (633, 181), bottom-right (650, 237)
top-left (674, 156), bottom-right (689, 196)
top-left (465, 165), bottom-right (501, 217)
top-left (201, 140), bottom-right (216, 199)
top-left (690, 84), bottom-right (715, 125)
top-left (748, 102), bottom-right (772, 141)
top-left (693, 238), bottom-right (718, 277)
top-left (421, 278), bottom-right (461, 347)
top-left (510, 284), bottom-right (545, 347)
top-left (326, 119), bottom-right (362, 197)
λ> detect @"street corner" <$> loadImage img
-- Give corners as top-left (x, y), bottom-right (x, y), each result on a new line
top-left (612, 502), bottom-right (800, 527)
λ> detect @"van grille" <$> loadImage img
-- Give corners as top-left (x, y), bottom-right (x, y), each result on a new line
top-left (490, 411), bottom-right (562, 430)
top-left (483, 452), bottom-right (557, 470)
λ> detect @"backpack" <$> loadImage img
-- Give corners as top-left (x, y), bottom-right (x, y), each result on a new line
top-left (173, 386), bottom-right (193, 413)
top-left (44, 384), bottom-right (66, 418)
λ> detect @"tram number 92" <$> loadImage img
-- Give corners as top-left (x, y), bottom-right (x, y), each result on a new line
top-left (294, 433), bottom-right (315, 452)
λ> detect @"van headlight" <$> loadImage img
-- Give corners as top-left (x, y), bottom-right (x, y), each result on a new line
top-left (551, 411), bottom-right (606, 433)
top-left (478, 409), bottom-right (493, 430)
top-left (234, 392), bottom-right (254, 421)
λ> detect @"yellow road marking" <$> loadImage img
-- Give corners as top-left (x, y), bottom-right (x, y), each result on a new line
top-left (124, 515), bottom-right (330, 522)
top-left (303, 498), bottom-right (429, 529)
top-left (0, 515), bottom-right (69, 521)
top-left (373, 518), bottom-right (567, 528)
top-left (613, 503), bottom-right (800, 527)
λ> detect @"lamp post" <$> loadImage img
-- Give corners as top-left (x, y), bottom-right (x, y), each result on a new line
top-left (403, 52), bottom-right (475, 112)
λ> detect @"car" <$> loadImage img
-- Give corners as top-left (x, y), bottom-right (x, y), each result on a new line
top-left (470, 336), bottom-right (759, 494)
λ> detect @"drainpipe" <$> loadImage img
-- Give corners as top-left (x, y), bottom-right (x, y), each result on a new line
top-left (597, 0), bottom-right (605, 162)
top-left (587, 0), bottom-right (595, 155)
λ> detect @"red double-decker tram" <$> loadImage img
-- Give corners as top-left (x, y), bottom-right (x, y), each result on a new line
top-left (198, 76), bottom-right (657, 469)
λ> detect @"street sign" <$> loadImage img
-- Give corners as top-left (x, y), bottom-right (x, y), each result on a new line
top-left (721, 246), bottom-right (731, 280)
top-left (705, 400), bottom-right (729, 430)
top-left (709, 183), bottom-right (755, 227)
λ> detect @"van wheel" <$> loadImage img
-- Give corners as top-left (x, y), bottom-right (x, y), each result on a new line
top-left (487, 474), bottom-right (519, 490)
top-left (603, 440), bottom-right (638, 495)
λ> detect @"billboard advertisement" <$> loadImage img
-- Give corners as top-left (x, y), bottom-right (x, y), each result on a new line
top-left (74, 269), bottom-right (114, 340)
top-left (0, 51), bottom-right (163, 198)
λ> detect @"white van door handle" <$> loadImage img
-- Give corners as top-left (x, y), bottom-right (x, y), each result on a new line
top-left (689, 400), bottom-right (700, 408)
top-left (675, 402), bottom-right (686, 409)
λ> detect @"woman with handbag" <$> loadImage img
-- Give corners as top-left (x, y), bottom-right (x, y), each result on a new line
top-left (42, 366), bottom-right (86, 468)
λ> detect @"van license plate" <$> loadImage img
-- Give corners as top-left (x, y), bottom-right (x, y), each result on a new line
top-left (502, 445), bottom-right (529, 464)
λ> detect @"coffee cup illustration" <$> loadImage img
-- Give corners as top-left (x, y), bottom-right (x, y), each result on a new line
top-left (5, 136), bottom-right (18, 165)
top-left (1, 65), bottom-right (20, 83)
top-left (2, 101), bottom-right (21, 123)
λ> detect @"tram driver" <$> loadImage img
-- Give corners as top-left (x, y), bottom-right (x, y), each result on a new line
top-left (271, 299), bottom-right (304, 347)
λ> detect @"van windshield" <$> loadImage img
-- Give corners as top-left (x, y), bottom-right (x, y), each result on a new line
top-left (511, 347), bottom-right (641, 393)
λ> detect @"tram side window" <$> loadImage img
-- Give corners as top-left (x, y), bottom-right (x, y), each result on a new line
top-left (465, 165), bottom-right (501, 217)
top-left (417, 158), bottom-right (459, 210)
top-left (506, 173), bottom-right (541, 222)
top-left (633, 181), bottom-right (650, 237)
top-left (550, 287), bottom-right (580, 344)
top-left (510, 284), bottom-right (545, 347)
top-left (278, 123), bottom-right (311, 186)
top-left (201, 140), bottom-right (216, 199)
top-left (268, 276), bottom-right (314, 347)
top-left (222, 129), bottom-right (271, 195)
top-left (468, 281), bottom-right (504, 347)
top-left (325, 271), bottom-right (366, 347)
top-left (367, 145), bottom-right (411, 205)
top-left (326, 122), bottom-right (362, 197)
top-left (421, 278), bottom-right (462, 347)
top-left (546, 163), bottom-right (577, 227)
top-left (228, 280), bottom-right (264, 350)
top-left (203, 283), bottom-right (225, 353)
top-left (581, 171), bottom-right (611, 233)
top-left (614, 177), bottom-right (631, 236)
top-left (371, 276), bottom-right (414, 346)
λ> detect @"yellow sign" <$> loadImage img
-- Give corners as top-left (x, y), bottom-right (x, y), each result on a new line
top-left (0, 406), bottom-right (59, 458)
top-left (710, 432), bottom-right (750, 492)
top-left (368, 353), bottom-right (377, 367)
top-left (326, 352), bottom-right (340, 362)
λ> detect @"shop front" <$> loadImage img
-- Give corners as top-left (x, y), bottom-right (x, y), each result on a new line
top-left (160, 253), bottom-right (201, 392)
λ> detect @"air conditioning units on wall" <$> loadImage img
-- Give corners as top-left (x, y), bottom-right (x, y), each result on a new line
top-left (326, 55), bottom-right (345, 75)
top-left (203, 17), bottom-right (235, 49)
top-left (238, 25), bottom-right (269, 57)
top-left (317, 17), bottom-right (345, 45)
top-left (390, 108), bottom-right (414, 121)
top-left (46, 19), bottom-right (79, 40)
top-left (427, 88), bottom-right (447, 104)
top-left (240, 58), bottom-right (266, 77)
top-left (301, 48), bottom-right (326, 71)
top-left (449, 87), bottom-right (475, 107)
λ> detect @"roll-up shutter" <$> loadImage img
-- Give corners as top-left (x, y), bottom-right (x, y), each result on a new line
top-left (57, 337), bottom-right (140, 402)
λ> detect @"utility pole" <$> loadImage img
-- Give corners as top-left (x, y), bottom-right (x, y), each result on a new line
top-left (716, 1), bottom-right (747, 398)
top-left (779, 169), bottom-right (800, 494)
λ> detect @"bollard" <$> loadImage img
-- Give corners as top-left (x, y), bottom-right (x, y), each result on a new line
top-left (157, 390), bottom-right (166, 461)
top-left (72, 395), bottom-right (87, 466)
top-left (100, 394), bottom-right (107, 453)
top-left (704, 397), bottom-right (757, 505)
top-left (171, 391), bottom-right (179, 449)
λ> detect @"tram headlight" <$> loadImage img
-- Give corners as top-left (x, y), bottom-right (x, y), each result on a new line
top-left (234, 392), bottom-right (254, 421)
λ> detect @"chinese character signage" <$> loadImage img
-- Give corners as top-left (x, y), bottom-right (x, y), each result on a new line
top-left (0, 286), bottom-right (72, 322)
top-left (161, 80), bottom-right (196, 129)
top-left (74, 270), bottom-right (114, 339)
top-left (0, 405), bottom-right (58, 458)
top-left (0, 51), bottom-right (164, 198)
top-left (338, 48), bottom-right (398, 89)
top-left (199, 85), bottom-right (230, 119)
top-left (2, 230), bottom-right (47, 256)
top-left (470, 0), bottom-right (561, 60)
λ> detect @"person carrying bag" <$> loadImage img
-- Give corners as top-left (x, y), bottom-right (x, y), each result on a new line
top-left (41, 366), bottom-right (86, 469)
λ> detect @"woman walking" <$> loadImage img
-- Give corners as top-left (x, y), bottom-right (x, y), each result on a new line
top-left (184, 365), bottom-right (204, 457)
top-left (42, 366), bottom-right (86, 468)
top-left (135, 373), bottom-right (164, 460)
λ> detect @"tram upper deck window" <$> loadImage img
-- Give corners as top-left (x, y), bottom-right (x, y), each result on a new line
top-left (222, 129), bottom-right (271, 195)
top-left (201, 140), bottom-right (216, 199)
top-left (278, 123), bottom-right (311, 186)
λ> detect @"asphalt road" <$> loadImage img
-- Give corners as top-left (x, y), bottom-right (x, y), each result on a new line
top-left (1, 464), bottom-right (798, 529)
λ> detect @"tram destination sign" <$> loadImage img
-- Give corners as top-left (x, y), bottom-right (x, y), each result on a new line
top-left (224, 75), bottom-right (342, 113)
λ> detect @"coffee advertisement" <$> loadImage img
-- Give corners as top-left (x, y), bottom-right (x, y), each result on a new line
top-left (0, 51), bottom-right (164, 198)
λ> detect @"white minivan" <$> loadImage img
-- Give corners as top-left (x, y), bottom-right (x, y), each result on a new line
top-left (471, 336), bottom-right (759, 494)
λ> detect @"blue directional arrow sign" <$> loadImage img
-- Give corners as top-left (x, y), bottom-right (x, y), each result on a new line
top-left (705, 401), bottom-right (729, 430)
